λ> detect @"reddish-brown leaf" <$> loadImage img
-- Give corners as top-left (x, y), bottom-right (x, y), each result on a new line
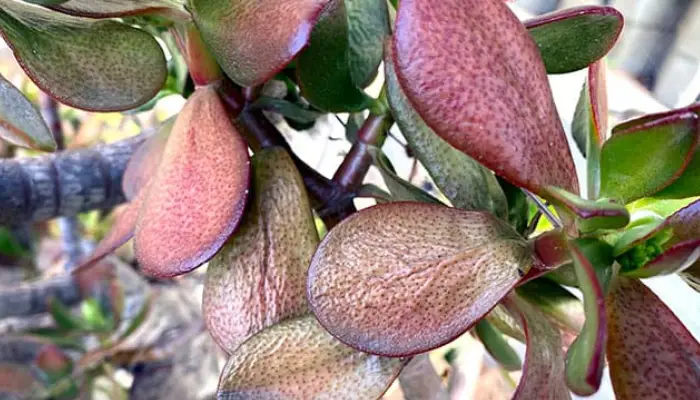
top-left (203, 148), bottom-right (318, 354)
top-left (307, 202), bottom-right (533, 357)
top-left (217, 316), bottom-right (406, 399)
top-left (606, 277), bottom-right (700, 399)
top-left (503, 294), bottom-right (571, 400)
top-left (191, 0), bottom-right (330, 87)
top-left (134, 86), bottom-right (250, 277)
top-left (122, 119), bottom-right (173, 201)
top-left (392, 0), bottom-right (578, 196)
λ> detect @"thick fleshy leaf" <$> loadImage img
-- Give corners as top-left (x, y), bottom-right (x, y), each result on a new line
top-left (191, 0), bottom-right (329, 87)
top-left (385, 47), bottom-right (508, 219)
top-left (203, 148), bottom-right (318, 353)
top-left (122, 120), bottom-right (173, 201)
top-left (474, 320), bottom-right (521, 371)
top-left (600, 111), bottom-right (698, 203)
top-left (368, 146), bottom-right (441, 204)
top-left (134, 87), bottom-right (250, 277)
top-left (0, 74), bottom-right (55, 152)
top-left (347, 0), bottom-right (389, 88)
top-left (628, 238), bottom-right (700, 278)
top-left (307, 202), bottom-right (532, 357)
top-left (0, 0), bottom-right (167, 112)
top-left (297, 0), bottom-right (372, 112)
top-left (392, 0), bottom-right (578, 197)
top-left (49, 0), bottom-right (187, 18)
top-left (217, 316), bottom-right (406, 399)
top-left (546, 187), bottom-right (629, 233)
top-left (502, 294), bottom-right (570, 400)
top-left (606, 277), bottom-right (700, 399)
top-left (564, 239), bottom-right (610, 396)
top-left (525, 6), bottom-right (623, 74)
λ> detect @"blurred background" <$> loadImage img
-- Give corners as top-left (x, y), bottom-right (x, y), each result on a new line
top-left (1, 1), bottom-right (699, 399)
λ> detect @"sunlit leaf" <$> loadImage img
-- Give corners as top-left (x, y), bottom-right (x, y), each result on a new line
top-left (474, 320), bottom-right (521, 371)
top-left (525, 6), bottom-right (623, 74)
top-left (297, 0), bottom-right (373, 112)
top-left (217, 316), bottom-right (406, 399)
top-left (135, 86), bottom-right (251, 277)
top-left (203, 148), bottom-right (318, 353)
top-left (122, 120), bottom-right (173, 201)
top-left (48, 0), bottom-right (187, 19)
top-left (191, 0), bottom-right (329, 87)
top-left (600, 110), bottom-right (698, 203)
top-left (0, 0), bottom-right (167, 111)
top-left (308, 202), bottom-right (532, 356)
top-left (502, 294), bottom-right (570, 400)
top-left (606, 277), bottom-right (700, 399)
top-left (0, 74), bottom-right (55, 151)
top-left (385, 47), bottom-right (508, 219)
top-left (392, 0), bottom-right (578, 197)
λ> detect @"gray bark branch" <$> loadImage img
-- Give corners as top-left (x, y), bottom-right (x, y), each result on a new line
top-left (0, 134), bottom-right (147, 226)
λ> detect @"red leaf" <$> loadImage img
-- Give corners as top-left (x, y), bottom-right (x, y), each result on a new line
top-left (503, 294), bottom-right (570, 400)
top-left (122, 120), bottom-right (172, 201)
top-left (134, 86), bottom-right (250, 277)
top-left (392, 0), bottom-right (578, 197)
top-left (606, 277), bottom-right (700, 399)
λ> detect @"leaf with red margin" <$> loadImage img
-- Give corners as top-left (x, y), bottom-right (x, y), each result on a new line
top-left (564, 239), bottom-right (611, 396)
top-left (191, 0), bottom-right (330, 87)
top-left (307, 202), bottom-right (533, 357)
top-left (606, 276), bottom-right (700, 399)
top-left (134, 86), bottom-right (250, 277)
top-left (122, 120), bottom-right (173, 201)
top-left (0, 0), bottom-right (167, 112)
top-left (217, 316), bottom-right (407, 399)
top-left (392, 0), bottom-right (579, 197)
top-left (525, 6), bottom-right (623, 74)
top-left (49, 0), bottom-right (188, 19)
top-left (502, 293), bottom-right (570, 400)
top-left (203, 148), bottom-right (318, 354)
top-left (546, 187), bottom-right (629, 234)
top-left (600, 110), bottom-right (699, 203)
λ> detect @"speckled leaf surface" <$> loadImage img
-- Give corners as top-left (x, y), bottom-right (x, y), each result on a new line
top-left (0, 74), bottom-right (55, 152)
top-left (600, 111), bottom-right (698, 203)
top-left (525, 6), bottom-right (623, 74)
top-left (122, 119), bottom-right (173, 201)
top-left (307, 202), bottom-right (533, 357)
top-left (203, 148), bottom-right (318, 354)
top-left (217, 316), bottom-right (406, 399)
top-left (503, 294), bottom-right (571, 400)
top-left (297, 0), bottom-right (372, 112)
top-left (347, 0), bottom-right (389, 88)
top-left (385, 47), bottom-right (508, 219)
top-left (135, 87), bottom-right (250, 277)
top-left (392, 0), bottom-right (578, 197)
top-left (606, 277), bottom-right (700, 400)
top-left (0, 0), bottom-right (166, 112)
top-left (191, 0), bottom-right (329, 87)
top-left (49, 0), bottom-right (187, 18)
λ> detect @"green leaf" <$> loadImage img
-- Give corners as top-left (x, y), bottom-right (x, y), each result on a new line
top-left (392, 0), bottom-right (579, 197)
top-left (345, 111), bottom-right (364, 144)
top-left (0, 226), bottom-right (29, 258)
top-left (47, 0), bottom-right (187, 18)
top-left (368, 146), bottom-right (441, 204)
top-left (191, 0), bottom-right (329, 87)
top-left (546, 187), bottom-right (629, 234)
top-left (203, 148), bottom-right (318, 353)
top-left (474, 320), bottom-right (521, 371)
top-left (385, 46), bottom-right (508, 219)
top-left (571, 62), bottom-right (608, 198)
top-left (606, 277), bottom-right (700, 399)
top-left (599, 111), bottom-right (698, 203)
top-left (307, 202), bottom-right (532, 357)
top-left (0, 0), bottom-right (167, 112)
top-left (525, 6), bottom-right (623, 74)
top-left (297, 0), bottom-right (373, 112)
top-left (80, 298), bottom-right (110, 332)
top-left (217, 316), bottom-right (406, 399)
top-left (251, 95), bottom-right (322, 125)
top-left (48, 299), bottom-right (85, 332)
top-left (499, 177), bottom-right (529, 235)
top-left (517, 278), bottom-right (584, 337)
top-left (564, 239), bottom-right (613, 396)
top-left (346, 0), bottom-right (390, 88)
top-left (0, 74), bottom-right (55, 151)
